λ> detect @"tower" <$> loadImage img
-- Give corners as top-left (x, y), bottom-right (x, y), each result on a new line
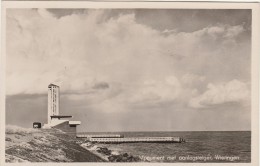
top-left (43, 83), bottom-right (81, 136)
top-left (48, 84), bottom-right (60, 124)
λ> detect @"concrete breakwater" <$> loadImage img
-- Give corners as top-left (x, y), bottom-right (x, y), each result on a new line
top-left (77, 134), bottom-right (123, 138)
top-left (77, 134), bottom-right (185, 144)
top-left (88, 137), bottom-right (185, 143)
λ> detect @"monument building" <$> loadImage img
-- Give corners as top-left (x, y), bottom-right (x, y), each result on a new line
top-left (43, 84), bottom-right (81, 135)
top-left (48, 84), bottom-right (60, 124)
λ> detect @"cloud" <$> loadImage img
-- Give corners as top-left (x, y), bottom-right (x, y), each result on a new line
top-left (5, 9), bottom-right (251, 131)
top-left (204, 24), bottom-right (244, 39)
top-left (224, 25), bottom-right (245, 38)
top-left (6, 9), bottom-right (250, 114)
top-left (6, 9), bottom-right (163, 95)
top-left (37, 8), bottom-right (55, 19)
top-left (181, 73), bottom-right (205, 86)
top-left (92, 82), bottom-right (109, 90)
top-left (189, 79), bottom-right (250, 108)
top-left (166, 24), bottom-right (246, 59)
top-left (129, 76), bottom-right (181, 107)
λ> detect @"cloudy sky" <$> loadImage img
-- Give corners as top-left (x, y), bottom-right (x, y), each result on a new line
top-left (6, 9), bottom-right (251, 132)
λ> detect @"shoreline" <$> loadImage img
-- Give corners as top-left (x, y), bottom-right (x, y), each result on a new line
top-left (79, 141), bottom-right (141, 162)
top-left (5, 126), bottom-right (251, 163)
top-left (80, 143), bottom-right (109, 161)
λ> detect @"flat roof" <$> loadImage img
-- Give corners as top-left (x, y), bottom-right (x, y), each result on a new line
top-left (50, 115), bottom-right (72, 118)
top-left (69, 121), bottom-right (81, 125)
top-left (48, 83), bottom-right (59, 88)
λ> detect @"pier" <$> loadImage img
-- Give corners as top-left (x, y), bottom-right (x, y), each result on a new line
top-left (88, 137), bottom-right (185, 143)
top-left (77, 134), bottom-right (124, 138)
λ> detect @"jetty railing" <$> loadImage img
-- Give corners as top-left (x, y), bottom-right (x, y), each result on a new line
top-left (77, 134), bottom-right (124, 138)
top-left (88, 137), bottom-right (185, 143)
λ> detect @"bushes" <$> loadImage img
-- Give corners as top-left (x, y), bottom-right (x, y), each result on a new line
top-left (108, 153), bottom-right (141, 162)
top-left (6, 125), bottom-right (38, 134)
top-left (96, 147), bottom-right (112, 156)
top-left (95, 146), bottom-right (141, 162)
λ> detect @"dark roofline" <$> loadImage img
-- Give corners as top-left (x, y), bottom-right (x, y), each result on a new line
top-left (51, 115), bottom-right (72, 119)
top-left (48, 84), bottom-right (59, 88)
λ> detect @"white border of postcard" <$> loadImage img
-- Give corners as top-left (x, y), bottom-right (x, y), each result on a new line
top-left (1, 1), bottom-right (259, 166)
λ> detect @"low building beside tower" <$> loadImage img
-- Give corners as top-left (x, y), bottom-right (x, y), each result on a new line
top-left (43, 84), bottom-right (81, 135)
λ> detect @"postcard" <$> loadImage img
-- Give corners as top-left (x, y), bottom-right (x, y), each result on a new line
top-left (1, 1), bottom-right (259, 166)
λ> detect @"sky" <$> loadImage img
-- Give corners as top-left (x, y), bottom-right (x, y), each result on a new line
top-left (6, 9), bottom-right (251, 132)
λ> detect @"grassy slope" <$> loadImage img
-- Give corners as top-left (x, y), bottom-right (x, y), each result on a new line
top-left (5, 126), bottom-right (105, 162)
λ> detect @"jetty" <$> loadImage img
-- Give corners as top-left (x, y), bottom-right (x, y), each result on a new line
top-left (77, 134), bottom-right (185, 144)
top-left (77, 134), bottom-right (124, 138)
top-left (88, 137), bottom-right (185, 143)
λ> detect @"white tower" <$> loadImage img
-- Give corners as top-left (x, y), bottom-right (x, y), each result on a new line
top-left (48, 84), bottom-right (60, 124)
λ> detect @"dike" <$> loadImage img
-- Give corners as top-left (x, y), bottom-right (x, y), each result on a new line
top-left (5, 125), bottom-right (106, 162)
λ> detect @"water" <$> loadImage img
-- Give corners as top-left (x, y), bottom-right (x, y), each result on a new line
top-left (78, 131), bottom-right (251, 163)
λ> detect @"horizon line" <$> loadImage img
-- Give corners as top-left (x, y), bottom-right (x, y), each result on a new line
top-left (77, 130), bottom-right (251, 133)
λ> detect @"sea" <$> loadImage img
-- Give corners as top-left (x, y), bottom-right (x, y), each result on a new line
top-left (78, 131), bottom-right (251, 163)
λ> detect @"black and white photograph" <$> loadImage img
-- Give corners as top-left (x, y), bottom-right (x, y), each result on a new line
top-left (1, 1), bottom-right (259, 165)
